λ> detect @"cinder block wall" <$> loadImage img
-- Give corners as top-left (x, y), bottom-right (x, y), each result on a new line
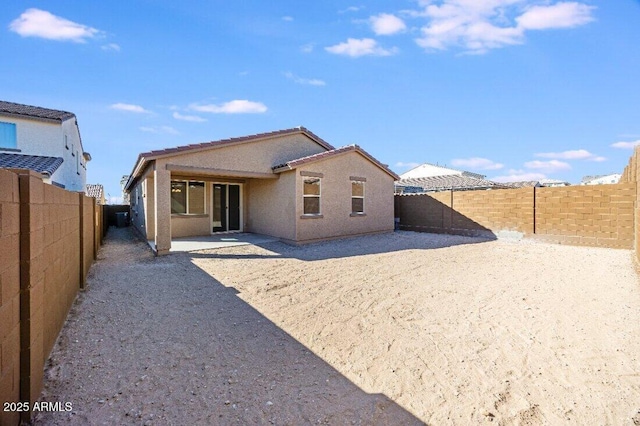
top-left (534, 184), bottom-right (635, 248)
top-left (0, 170), bottom-right (21, 426)
top-left (396, 184), bottom-right (635, 249)
top-left (0, 169), bottom-right (102, 425)
top-left (620, 146), bottom-right (640, 259)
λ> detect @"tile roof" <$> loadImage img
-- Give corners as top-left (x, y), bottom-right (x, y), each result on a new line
top-left (0, 153), bottom-right (64, 176)
top-left (85, 184), bottom-right (104, 200)
top-left (0, 100), bottom-right (76, 122)
top-left (395, 175), bottom-right (510, 193)
top-left (272, 144), bottom-right (400, 180)
top-left (502, 181), bottom-right (540, 188)
top-left (137, 127), bottom-right (334, 159)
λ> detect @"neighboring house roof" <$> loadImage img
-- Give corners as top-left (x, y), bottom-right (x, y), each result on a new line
top-left (0, 100), bottom-right (76, 122)
top-left (272, 144), bottom-right (400, 180)
top-left (538, 178), bottom-right (571, 186)
top-left (85, 184), bottom-right (105, 202)
top-left (502, 181), bottom-right (541, 188)
top-left (395, 175), bottom-right (510, 193)
top-left (399, 162), bottom-right (486, 180)
top-left (0, 153), bottom-right (64, 176)
top-left (125, 127), bottom-right (335, 191)
top-left (581, 174), bottom-right (621, 185)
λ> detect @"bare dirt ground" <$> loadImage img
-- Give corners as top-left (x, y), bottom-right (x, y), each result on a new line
top-left (34, 228), bottom-right (640, 425)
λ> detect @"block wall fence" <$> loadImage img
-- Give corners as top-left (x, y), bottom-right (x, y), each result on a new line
top-left (620, 145), bottom-right (640, 260)
top-left (396, 183), bottom-right (636, 250)
top-left (0, 168), bottom-right (103, 425)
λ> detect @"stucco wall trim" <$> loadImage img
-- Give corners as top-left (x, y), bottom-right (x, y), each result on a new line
top-left (300, 214), bottom-right (324, 219)
top-left (350, 176), bottom-right (367, 182)
top-left (166, 164), bottom-right (277, 179)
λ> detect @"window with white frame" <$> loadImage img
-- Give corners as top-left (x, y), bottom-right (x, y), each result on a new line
top-left (303, 177), bottom-right (321, 215)
top-left (0, 122), bottom-right (17, 149)
top-left (351, 179), bottom-right (365, 214)
top-left (171, 180), bottom-right (205, 214)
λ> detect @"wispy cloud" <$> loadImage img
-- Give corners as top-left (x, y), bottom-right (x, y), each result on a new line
top-left (491, 169), bottom-right (546, 183)
top-left (140, 126), bottom-right (179, 135)
top-left (173, 111), bottom-right (207, 122)
top-left (300, 43), bottom-right (314, 53)
top-left (340, 6), bottom-right (363, 14)
top-left (524, 159), bottom-right (571, 173)
top-left (451, 157), bottom-right (504, 170)
top-left (413, 1), bottom-right (596, 54)
top-left (282, 16), bottom-right (294, 22)
top-left (370, 13), bottom-right (407, 35)
top-left (110, 103), bottom-right (150, 113)
top-left (9, 8), bottom-right (102, 43)
top-left (326, 38), bottom-right (397, 57)
top-left (101, 43), bottom-right (121, 52)
top-left (535, 149), bottom-right (605, 162)
top-left (190, 100), bottom-right (268, 114)
top-left (284, 72), bottom-right (326, 86)
top-left (611, 140), bottom-right (640, 149)
top-left (395, 161), bottom-right (421, 170)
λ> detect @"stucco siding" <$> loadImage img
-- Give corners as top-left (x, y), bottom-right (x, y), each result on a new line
top-left (171, 215), bottom-right (210, 238)
top-left (247, 174), bottom-right (296, 241)
top-left (295, 151), bottom-right (395, 243)
top-left (161, 134), bottom-right (326, 173)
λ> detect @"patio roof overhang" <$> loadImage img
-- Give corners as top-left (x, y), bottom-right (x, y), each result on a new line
top-left (166, 164), bottom-right (279, 180)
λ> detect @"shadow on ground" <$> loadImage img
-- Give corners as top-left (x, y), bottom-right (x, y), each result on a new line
top-left (188, 230), bottom-right (494, 262)
top-left (34, 227), bottom-right (425, 425)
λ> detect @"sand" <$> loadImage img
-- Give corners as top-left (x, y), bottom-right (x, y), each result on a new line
top-left (34, 228), bottom-right (640, 425)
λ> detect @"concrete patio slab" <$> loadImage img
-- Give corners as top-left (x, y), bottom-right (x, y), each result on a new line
top-left (169, 232), bottom-right (279, 252)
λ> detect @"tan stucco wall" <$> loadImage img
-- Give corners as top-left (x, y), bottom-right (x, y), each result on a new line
top-left (294, 151), bottom-right (395, 243)
top-left (160, 133), bottom-right (326, 172)
top-left (130, 166), bottom-right (154, 240)
top-left (247, 173), bottom-right (296, 241)
top-left (171, 214), bottom-right (210, 237)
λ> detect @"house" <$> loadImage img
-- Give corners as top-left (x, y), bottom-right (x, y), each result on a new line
top-left (580, 174), bottom-right (621, 185)
top-left (399, 162), bottom-right (485, 180)
top-left (538, 178), bottom-right (571, 187)
top-left (85, 184), bottom-right (106, 204)
top-left (124, 127), bottom-right (399, 255)
top-left (395, 175), bottom-right (510, 194)
top-left (0, 100), bottom-right (90, 191)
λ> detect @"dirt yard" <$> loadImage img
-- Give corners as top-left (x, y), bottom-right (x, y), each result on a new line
top-left (35, 228), bottom-right (640, 425)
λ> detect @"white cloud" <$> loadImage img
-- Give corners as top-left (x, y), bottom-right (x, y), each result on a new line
top-left (173, 111), bottom-right (207, 122)
top-left (110, 103), bottom-right (150, 113)
top-left (524, 159), bottom-right (571, 173)
top-left (140, 126), bottom-right (180, 135)
top-left (189, 100), bottom-right (268, 114)
top-left (340, 6), bottom-right (363, 14)
top-left (451, 157), bottom-right (504, 170)
top-left (517, 2), bottom-right (595, 30)
top-left (370, 13), bottom-right (407, 35)
top-left (535, 149), bottom-right (605, 161)
top-left (101, 43), bottom-right (121, 52)
top-left (9, 8), bottom-right (101, 43)
top-left (325, 38), bottom-right (397, 57)
top-left (395, 161), bottom-right (421, 170)
top-left (491, 169), bottom-right (546, 183)
top-left (282, 16), bottom-right (294, 22)
top-left (611, 140), bottom-right (640, 149)
top-left (284, 72), bottom-right (326, 86)
top-left (413, 1), bottom-right (595, 54)
top-left (301, 43), bottom-right (314, 53)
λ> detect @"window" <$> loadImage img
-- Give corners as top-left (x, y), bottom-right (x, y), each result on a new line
top-left (351, 180), bottom-right (365, 214)
top-left (0, 122), bottom-right (17, 149)
top-left (171, 180), bottom-right (205, 214)
top-left (303, 177), bottom-right (321, 215)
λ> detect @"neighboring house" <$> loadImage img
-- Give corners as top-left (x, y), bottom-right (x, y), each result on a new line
top-left (538, 178), bottom-right (571, 187)
top-left (580, 174), bottom-right (622, 185)
top-left (400, 162), bottom-right (485, 180)
top-left (503, 181), bottom-right (542, 188)
top-left (120, 175), bottom-right (130, 204)
top-left (0, 100), bottom-right (90, 191)
top-left (395, 175), bottom-right (510, 194)
top-left (85, 184), bottom-right (106, 204)
top-left (125, 127), bottom-right (399, 255)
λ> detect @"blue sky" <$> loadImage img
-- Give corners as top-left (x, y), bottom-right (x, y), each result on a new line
top-left (2, 1), bottom-right (639, 201)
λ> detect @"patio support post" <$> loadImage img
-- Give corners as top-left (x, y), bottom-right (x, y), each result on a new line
top-left (154, 165), bottom-right (171, 255)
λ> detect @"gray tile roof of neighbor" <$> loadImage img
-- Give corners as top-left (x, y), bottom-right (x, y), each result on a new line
top-left (0, 153), bottom-right (64, 176)
top-left (396, 175), bottom-right (510, 193)
top-left (85, 184), bottom-right (104, 199)
top-left (0, 100), bottom-right (76, 122)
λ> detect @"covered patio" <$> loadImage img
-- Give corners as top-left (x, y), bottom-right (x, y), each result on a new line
top-left (169, 232), bottom-right (279, 252)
